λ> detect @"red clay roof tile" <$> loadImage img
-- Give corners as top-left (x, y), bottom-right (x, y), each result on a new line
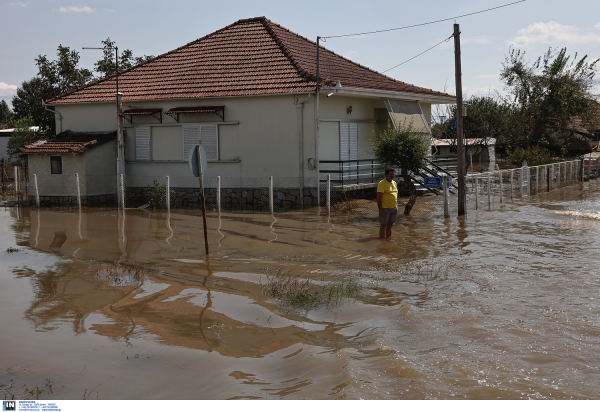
top-left (20, 130), bottom-right (117, 154)
top-left (47, 17), bottom-right (453, 105)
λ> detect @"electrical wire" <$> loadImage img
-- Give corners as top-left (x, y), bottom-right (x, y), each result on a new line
top-left (321, 0), bottom-right (525, 39)
top-left (382, 34), bottom-right (454, 73)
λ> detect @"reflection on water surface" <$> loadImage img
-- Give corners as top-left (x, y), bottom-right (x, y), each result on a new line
top-left (1, 180), bottom-right (600, 399)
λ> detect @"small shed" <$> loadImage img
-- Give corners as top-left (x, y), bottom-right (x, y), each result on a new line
top-left (433, 137), bottom-right (496, 162)
top-left (20, 130), bottom-right (117, 206)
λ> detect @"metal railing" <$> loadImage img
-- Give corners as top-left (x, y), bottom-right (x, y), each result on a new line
top-left (319, 159), bottom-right (385, 186)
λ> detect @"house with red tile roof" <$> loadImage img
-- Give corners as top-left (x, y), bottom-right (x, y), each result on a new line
top-left (29, 16), bottom-right (454, 208)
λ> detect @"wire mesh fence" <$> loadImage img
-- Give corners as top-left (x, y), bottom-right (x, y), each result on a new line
top-left (1, 164), bottom-right (28, 201)
top-left (18, 157), bottom-right (600, 219)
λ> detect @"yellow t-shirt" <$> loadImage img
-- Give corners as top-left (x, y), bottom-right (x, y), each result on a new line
top-left (377, 179), bottom-right (398, 209)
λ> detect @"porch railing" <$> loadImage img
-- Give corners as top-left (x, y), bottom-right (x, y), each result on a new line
top-left (319, 159), bottom-right (385, 187)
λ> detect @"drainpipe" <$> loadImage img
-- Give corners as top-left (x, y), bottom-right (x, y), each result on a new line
top-left (295, 94), bottom-right (312, 207)
top-left (42, 101), bottom-right (63, 133)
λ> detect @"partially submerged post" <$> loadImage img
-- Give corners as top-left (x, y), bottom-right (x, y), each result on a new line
top-left (34, 174), bottom-right (40, 208)
top-left (190, 144), bottom-right (209, 255)
top-left (75, 173), bottom-right (82, 209)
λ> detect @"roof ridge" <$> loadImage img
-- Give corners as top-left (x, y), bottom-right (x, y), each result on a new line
top-left (47, 18), bottom-right (252, 104)
top-left (266, 20), bottom-right (432, 91)
top-left (260, 18), bottom-right (317, 85)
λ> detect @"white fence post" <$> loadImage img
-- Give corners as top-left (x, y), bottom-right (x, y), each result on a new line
top-left (487, 174), bottom-right (491, 207)
top-left (443, 174), bottom-right (449, 218)
top-left (34, 174), bottom-right (40, 208)
top-left (217, 176), bottom-right (221, 214)
top-left (510, 170), bottom-right (514, 201)
top-left (75, 173), bottom-right (81, 209)
top-left (120, 174), bottom-right (125, 210)
top-left (14, 166), bottom-right (18, 193)
top-left (269, 176), bottom-right (273, 214)
top-left (475, 176), bottom-right (479, 209)
top-left (166, 176), bottom-right (170, 212)
top-left (588, 155), bottom-right (592, 181)
top-left (499, 170), bottom-right (503, 203)
top-left (326, 174), bottom-right (331, 214)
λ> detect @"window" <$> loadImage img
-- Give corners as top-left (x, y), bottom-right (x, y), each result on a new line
top-left (50, 156), bottom-right (62, 174)
top-left (183, 124), bottom-right (219, 161)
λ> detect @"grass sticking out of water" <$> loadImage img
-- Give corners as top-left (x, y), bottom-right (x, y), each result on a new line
top-left (262, 270), bottom-right (361, 310)
top-left (1, 379), bottom-right (53, 400)
top-left (96, 261), bottom-right (147, 290)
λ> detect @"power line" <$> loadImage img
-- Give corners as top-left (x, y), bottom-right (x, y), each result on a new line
top-left (321, 0), bottom-right (526, 39)
top-left (382, 34), bottom-right (454, 73)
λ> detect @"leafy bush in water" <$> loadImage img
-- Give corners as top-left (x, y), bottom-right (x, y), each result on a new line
top-left (508, 147), bottom-right (554, 166)
top-left (148, 179), bottom-right (174, 209)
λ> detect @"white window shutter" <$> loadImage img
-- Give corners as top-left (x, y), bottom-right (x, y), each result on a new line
top-left (200, 124), bottom-right (218, 161)
top-left (349, 122), bottom-right (358, 160)
top-left (135, 126), bottom-right (150, 161)
top-left (183, 124), bottom-right (200, 161)
top-left (340, 122), bottom-right (350, 161)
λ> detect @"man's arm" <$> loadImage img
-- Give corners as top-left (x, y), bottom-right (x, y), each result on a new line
top-left (377, 192), bottom-right (384, 217)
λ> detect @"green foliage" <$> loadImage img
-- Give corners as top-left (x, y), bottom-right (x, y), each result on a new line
top-left (0, 100), bottom-right (13, 126)
top-left (94, 38), bottom-right (155, 78)
top-left (433, 95), bottom-right (513, 144)
top-left (508, 147), bottom-right (554, 166)
top-left (500, 47), bottom-right (599, 150)
top-left (11, 77), bottom-right (45, 130)
top-left (7, 116), bottom-right (40, 163)
top-left (370, 121), bottom-right (430, 173)
top-left (147, 179), bottom-right (174, 209)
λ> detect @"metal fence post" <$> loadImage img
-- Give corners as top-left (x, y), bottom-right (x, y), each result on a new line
top-left (34, 174), bottom-right (40, 208)
top-left (443, 174), bottom-right (450, 218)
top-left (166, 176), bottom-right (170, 212)
top-left (510, 170), bottom-right (514, 201)
top-left (536, 166), bottom-right (540, 194)
top-left (75, 173), bottom-right (81, 209)
top-left (120, 174), bottom-right (125, 210)
top-left (269, 176), bottom-right (273, 214)
top-left (14, 166), bottom-right (18, 193)
top-left (326, 174), bottom-right (331, 214)
top-left (217, 176), bottom-right (221, 214)
top-left (475, 175), bottom-right (479, 209)
top-left (597, 157), bottom-right (600, 179)
top-left (499, 170), bottom-right (503, 203)
top-left (588, 155), bottom-right (592, 181)
top-left (487, 173), bottom-right (491, 207)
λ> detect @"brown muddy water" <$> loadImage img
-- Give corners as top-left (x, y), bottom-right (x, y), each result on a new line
top-left (1, 180), bottom-right (600, 400)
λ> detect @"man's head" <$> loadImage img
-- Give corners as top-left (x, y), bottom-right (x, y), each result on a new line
top-left (385, 168), bottom-right (395, 182)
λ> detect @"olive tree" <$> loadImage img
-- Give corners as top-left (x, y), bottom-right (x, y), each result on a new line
top-left (370, 121), bottom-right (430, 215)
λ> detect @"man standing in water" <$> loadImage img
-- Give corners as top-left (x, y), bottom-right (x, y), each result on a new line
top-left (377, 168), bottom-right (398, 239)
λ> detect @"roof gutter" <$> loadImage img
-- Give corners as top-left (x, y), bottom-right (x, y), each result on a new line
top-left (331, 86), bottom-right (456, 104)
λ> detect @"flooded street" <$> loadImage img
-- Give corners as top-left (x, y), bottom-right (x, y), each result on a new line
top-left (2, 180), bottom-right (600, 399)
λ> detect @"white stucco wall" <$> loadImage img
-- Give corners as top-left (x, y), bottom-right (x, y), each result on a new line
top-left (53, 93), bottom-right (436, 185)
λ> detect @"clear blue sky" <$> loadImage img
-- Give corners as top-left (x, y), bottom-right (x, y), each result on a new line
top-left (1, 0), bottom-right (599, 107)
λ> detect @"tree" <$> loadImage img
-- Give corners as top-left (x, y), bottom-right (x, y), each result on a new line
top-left (370, 121), bottom-right (430, 215)
top-left (11, 77), bottom-right (46, 129)
top-left (500, 47), bottom-right (599, 152)
top-left (432, 94), bottom-right (513, 158)
top-left (7, 116), bottom-right (40, 164)
top-left (11, 46), bottom-right (94, 137)
top-left (94, 38), bottom-right (154, 78)
top-left (0, 100), bottom-right (13, 126)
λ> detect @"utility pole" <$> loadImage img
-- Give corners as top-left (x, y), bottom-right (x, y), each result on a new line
top-left (82, 45), bottom-right (124, 208)
top-left (315, 36), bottom-right (321, 207)
top-left (454, 24), bottom-right (466, 215)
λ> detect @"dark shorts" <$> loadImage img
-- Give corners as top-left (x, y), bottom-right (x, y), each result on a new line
top-left (379, 207), bottom-right (398, 224)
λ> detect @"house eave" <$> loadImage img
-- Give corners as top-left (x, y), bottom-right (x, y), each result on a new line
top-left (326, 86), bottom-right (456, 104)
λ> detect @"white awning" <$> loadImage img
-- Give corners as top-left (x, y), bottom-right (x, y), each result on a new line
top-left (383, 99), bottom-right (431, 134)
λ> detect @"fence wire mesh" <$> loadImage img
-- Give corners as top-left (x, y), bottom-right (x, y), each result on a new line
top-left (19, 158), bottom-right (599, 219)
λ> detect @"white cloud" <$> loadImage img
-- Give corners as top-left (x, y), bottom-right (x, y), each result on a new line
top-left (6, 2), bottom-right (30, 7)
top-left (345, 50), bottom-right (357, 59)
top-left (59, 6), bottom-right (94, 13)
top-left (595, 23), bottom-right (600, 29)
top-left (510, 21), bottom-right (600, 47)
top-left (0, 82), bottom-right (18, 100)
